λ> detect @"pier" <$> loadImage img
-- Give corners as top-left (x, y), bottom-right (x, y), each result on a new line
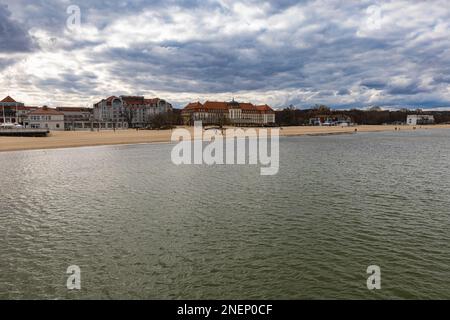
top-left (0, 128), bottom-right (49, 137)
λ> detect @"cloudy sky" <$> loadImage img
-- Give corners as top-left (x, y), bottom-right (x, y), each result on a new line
top-left (0, 0), bottom-right (449, 109)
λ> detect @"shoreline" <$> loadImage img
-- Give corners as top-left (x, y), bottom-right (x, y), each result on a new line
top-left (1, 124), bottom-right (450, 153)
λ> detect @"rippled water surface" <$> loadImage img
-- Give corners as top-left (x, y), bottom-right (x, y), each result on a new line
top-left (1, 130), bottom-right (450, 299)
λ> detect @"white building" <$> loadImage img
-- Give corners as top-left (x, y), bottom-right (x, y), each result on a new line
top-left (407, 115), bottom-right (435, 125)
top-left (93, 96), bottom-right (172, 128)
top-left (26, 106), bottom-right (65, 130)
top-left (309, 115), bottom-right (352, 126)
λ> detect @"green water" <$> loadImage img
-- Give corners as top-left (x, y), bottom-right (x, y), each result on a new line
top-left (1, 130), bottom-right (449, 299)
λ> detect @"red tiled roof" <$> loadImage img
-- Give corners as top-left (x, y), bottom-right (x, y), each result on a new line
top-left (17, 106), bottom-right (38, 111)
top-left (56, 107), bottom-right (92, 112)
top-left (105, 96), bottom-right (119, 106)
top-left (95, 96), bottom-right (167, 107)
top-left (1, 96), bottom-right (16, 103)
top-left (144, 98), bottom-right (160, 104)
top-left (185, 102), bottom-right (203, 110)
top-left (123, 97), bottom-right (164, 106)
top-left (239, 103), bottom-right (257, 111)
top-left (121, 96), bottom-right (144, 105)
top-left (255, 105), bottom-right (275, 113)
top-left (106, 96), bottom-right (116, 101)
top-left (203, 101), bottom-right (229, 110)
top-left (29, 107), bottom-right (64, 116)
top-left (183, 101), bottom-right (274, 113)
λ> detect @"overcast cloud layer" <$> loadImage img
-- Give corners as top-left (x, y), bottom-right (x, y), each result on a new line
top-left (0, 0), bottom-right (449, 109)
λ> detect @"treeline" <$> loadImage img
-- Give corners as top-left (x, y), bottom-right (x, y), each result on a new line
top-left (146, 109), bottom-right (184, 129)
top-left (122, 109), bottom-right (184, 129)
top-left (276, 105), bottom-right (450, 126)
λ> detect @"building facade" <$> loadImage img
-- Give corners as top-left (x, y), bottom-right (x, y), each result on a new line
top-left (1, 95), bottom-right (130, 131)
top-left (407, 115), bottom-right (435, 125)
top-left (309, 115), bottom-right (353, 126)
top-left (25, 106), bottom-right (65, 130)
top-left (93, 96), bottom-right (172, 128)
top-left (181, 100), bottom-right (276, 126)
top-left (56, 107), bottom-right (94, 130)
top-left (1, 96), bottom-right (37, 124)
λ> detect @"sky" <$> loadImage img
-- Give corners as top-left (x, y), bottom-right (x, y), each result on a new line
top-left (0, 0), bottom-right (449, 109)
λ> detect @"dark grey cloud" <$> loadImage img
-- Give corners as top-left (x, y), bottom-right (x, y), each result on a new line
top-left (36, 72), bottom-right (100, 95)
top-left (433, 73), bottom-right (450, 84)
top-left (0, 4), bottom-right (35, 52)
top-left (1, 0), bottom-right (449, 108)
top-left (337, 88), bottom-right (351, 96)
top-left (386, 82), bottom-right (429, 96)
top-left (360, 80), bottom-right (386, 90)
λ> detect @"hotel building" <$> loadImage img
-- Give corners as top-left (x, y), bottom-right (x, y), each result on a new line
top-left (181, 100), bottom-right (276, 126)
top-left (93, 96), bottom-right (173, 128)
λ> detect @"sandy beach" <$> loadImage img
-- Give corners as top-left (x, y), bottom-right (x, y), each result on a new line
top-left (1, 125), bottom-right (450, 153)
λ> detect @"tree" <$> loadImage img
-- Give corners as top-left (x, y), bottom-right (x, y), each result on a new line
top-left (145, 111), bottom-right (176, 129)
top-left (217, 112), bottom-right (230, 128)
top-left (120, 106), bottom-right (135, 128)
top-left (313, 104), bottom-right (331, 114)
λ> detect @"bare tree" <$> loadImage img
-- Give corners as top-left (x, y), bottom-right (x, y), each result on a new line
top-left (217, 112), bottom-right (229, 128)
top-left (120, 106), bottom-right (135, 128)
top-left (145, 111), bottom-right (176, 129)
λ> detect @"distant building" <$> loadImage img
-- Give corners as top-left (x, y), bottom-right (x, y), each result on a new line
top-left (181, 100), bottom-right (276, 126)
top-left (25, 106), bottom-right (65, 130)
top-left (56, 107), bottom-right (93, 130)
top-left (0, 95), bottom-right (24, 108)
top-left (93, 96), bottom-right (172, 128)
top-left (56, 107), bottom-right (92, 121)
top-left (407, 115), bottom-right (435, 125)
top-left (0, 96), bottom-right (37, 124)
top-left (309, 115), bottom-right (352, 126)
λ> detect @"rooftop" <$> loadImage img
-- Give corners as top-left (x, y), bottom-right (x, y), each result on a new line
top-left (184, 101), bottom-right (275, 113)
top-left (29, 106), bottom-right (64, 116)
top-left (1, 96), bottom-right (17, 103)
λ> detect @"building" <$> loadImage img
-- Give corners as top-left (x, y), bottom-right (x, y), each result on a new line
top-left (25, 106), bottom-right (65, 130)
top-left (0, 95), bottom-right (24, 108)
top-left (93, 95), bottom-right (172, 128)
top-left (309, 115), bottom-right (353, 126)
top-left (1, 96), bottom-right (109, 131)
top-left (181, 100), bottom-right (276, 126)
top-left (56, 107), bottom-right (93, 130)
top-left (407, 115), bottom-right (435, 125)
top-left (0, 96), bottom-right (38, 124)
top-left (56, 107), bottom-right (92, 122)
